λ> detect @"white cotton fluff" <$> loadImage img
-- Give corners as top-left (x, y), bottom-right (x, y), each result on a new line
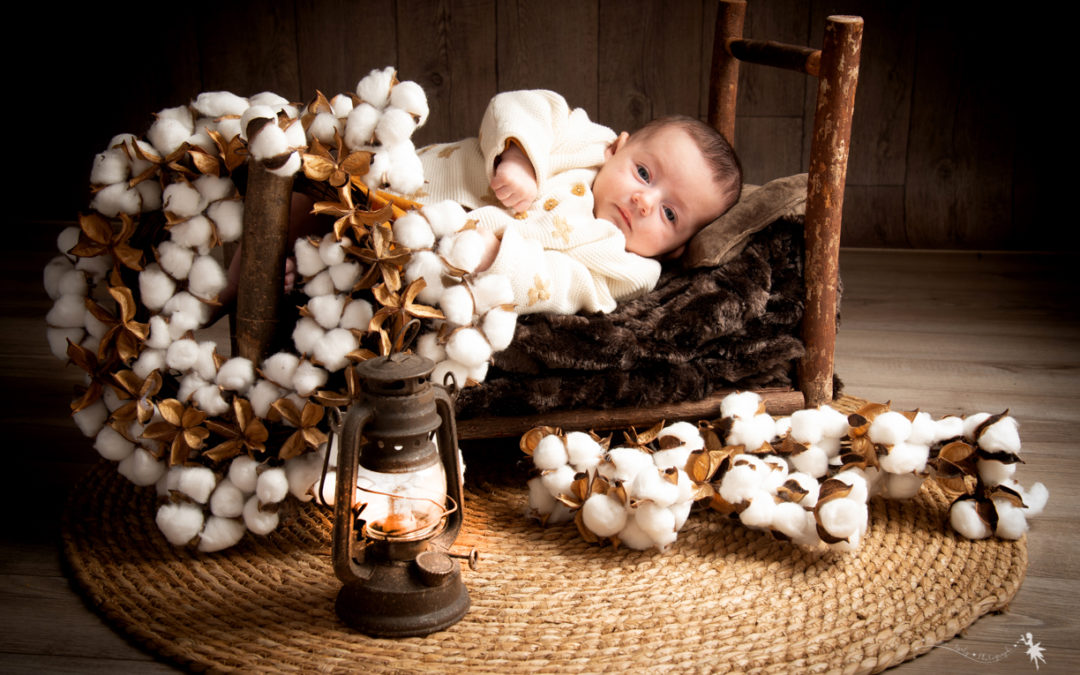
top-left (43, 256), bottom-right (74, 298)
top-left (148, 117), bottom-right (193, 156)
top-left (170, 215), bottom-right (214, 253)
top-left (976, 416), bottom-right (1021, 454)
top-left (720, 391), bottom-right (762, 420)
top-left (208, 478), bottom-right (246, 518)
top-left (657, 422), bottom-right (704, 451)
top-left (309, 111), bottom-right (341, 144)
top-left (165, 292), bottom-right (211, 337)
top-left (138, 264), bottom-right (176, 311)
top-left (91, 182), bottom-right (141, 217)
top-left (445, 328), bottom-right (491, 369)
top-left (191, 340), bottom-right (217, 381)
top-left (283, 117), bottom-right (307, 149)
top-left (157, 240), bottom-right (195, 279)
top-left (739, 492), bottom-right (778, 530)
top-left (229, 455), bottom-right (260, 493)
top-left (976, 458), bottom-right (1017, 486)
top-left (602, 447), bottom-right (654, 484)
top-left (634, 502), bottom-right (678, 550)
top-left (317, 233), bottom-right (349, 266)
top-left (249, 91), bottom-right (296, 116)
top-left (868, 411), bottom-right (912, 446)
top-left (293, 361), bottom-right (328, 396)
top-left (482, 308), bottom-right (518, 351)
top-left (136, 180), bottom-right (163, 211)
top-left (193, 384), bottom-right (229, 416)
top-left (165, 338), bottom-right (200, 372)
top-left (728, 414), bottom-right (776, 452)
top-left (582, 493), bottom-right (627, 538)
top-left (789, 408), bottom-right (825, 444)
top-left (389, 80), bottom-right (429, 125)
top-left (907, 412), bottom-right (937, 446)
top-left (345, 102), bottom-right (381, 149)
top-left (416, 332), bottom-right (446, 364)
top-left (540, 464), bottom-right (576, 499)
top-left (90, 148), bottom-right (130, 185)
top-left (72, 400), bottom-right (108, 436)
top-left (207, 199), bottom-right (244, 243)
top-left (375, 107), bottom-right (417, 146)
top-left (934, 415), bottom-right (965, 442)
top-left (421, 201), bottom-right (469, 238)
top-left (831, 469), bottom-right (870, 504)
top-left (177, 373), bottom-right (206, 403)
top-left (243, 495), bottom-right (280, 535)
top-left (442, 229), bottom-right (485, 273)
top-left (392, 211), bottom-right (436, 250)
top-left (102, 387), bottom-right (124, 413)
top-left (187, 130), bottom-right (216, 153)
top-left (45, 294), bottom-right (87, 329)
top-left (217, 357), bottom-right (255, 392)
top-left (256, 467), bottom-right (289, 504)
top-left (772, 501), bottom-right (813, 541)
top-left (651, 446), bottom-right (692, 472)
top-left (472, 274), bottom-right (514, 314)
top-left (285, 450), bottom-right (325, 501)
top-left (1013, 480), bottom-right (1049, 516)
top-left (313, 328), bottom-right (357, 371)
top-left (197, 516), bottom-right (246, 552)
top-left (761, 456), bottom-right (791, 492)
top-left (783, 472), bottom-right (820, 507)
top-left (817, 497), bottom-right (866, 541)
top-left (301, 270), bottom-right (333, 298)
top-left (329, 93), bottom-right (354, 118)
top-left (883, 472), bottom-right (925, 500)
top-left (176, 466), bottom-right (217, 504)
top-left (387, 144), bottom-right (425, 194)
top-left (719, 455), bottom-right (767, 504)
top-left (630, 469), bottom-right (679, 508)
top-left (193, 175), bottom-right (235, 203)
top-left (403, 251), bottom-right (446, 305)
top-left (340, 299), bottom-right (373, 331)
top-left (308, 294), bottom-right (346, 330)
top-left (188, 255), bottom-right (227, 300)
top-left (239, 104), bottom-right (277, 141)
top-left (356, 66), bottom-right (396, 108)
top-left (817, 405), bottom-right (850, 439)
top-left (57, 226), bottom-right (81, 260)
top-left (431, 359), bottom-right (470, 389)
top-left (59, 269), bottom-right (89, 300)
top-left (949, 498), bottom-right (991, 539)
top-left (878, 441), bottom-right (929, 475)
top-left (94, 425), bottom-right (135, 461)
top-left (76, 254), bottom-right (112, 284)
top-left (268, 151), bottom-right (301, 179)
top-left (616, 518), bottom-right (654, 550)
top-left (527, 476), bottom-right (557, 516)
top-left (163, 182), bottom-right (207, 219)
top-left (319, 262), bottom-right (355, 293)
top-left (262, 351), bottom-right (300, 387)
top-left (46, 328), bottom-right (83, 360)
top-left (249, 123), bottom-right (290, 161)
top-left (84, 306), bottom-right (109, 340)
top-left (440, 284), bottom-right (474, 326)
top-left (118, 448), bottom-right (166, 486)
top-left (248, 379), bottom-right (284, 418)
top-left (532, 435), bottom-right (568, 471)
top-left (962, 413), bottom-right (992, 441)
top-left (193, 90), bottom-right (249, 118)
top-left (294, 237), bottom-right (326, 277)
top-left (132, 349), bottom-right (166, 380)
top-left (564, 432), bottom-right (602, 472)
top-left (292, 316), bottom-right (325, 355)
top-left (156, 502), bottom-right (204, 546)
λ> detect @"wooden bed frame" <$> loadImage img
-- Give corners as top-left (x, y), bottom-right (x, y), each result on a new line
top-left (233, 0), bottom-right (863, 440)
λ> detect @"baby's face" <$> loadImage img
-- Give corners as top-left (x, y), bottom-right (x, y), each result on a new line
top-left (592, 126), bottom-right (728, 258)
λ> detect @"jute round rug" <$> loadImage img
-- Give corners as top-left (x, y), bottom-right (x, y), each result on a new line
top-left (61, 396), bottom-right (1027, 674)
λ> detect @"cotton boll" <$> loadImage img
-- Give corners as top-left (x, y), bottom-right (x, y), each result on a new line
top-left (962, 413), bottom-right (992, 441)
top-left (46, 327), bottom-right (83, 360)
top-left (439, 284), bottom-right (474, 326)
top-left (294, 237), bottom-right (327, 278)
top-left (564, 432), bottom-right (602, 472)
top-left (76, 254), bottom-right (112, 284)
top-left (249, 121), bottom-right (290, 161)
top-left (307, 294), bottom-right (346, 330)
top-left (905, 412), bottom-right (937, 446)
top-left (329, 261), bottom-right (360, 292)
top-left (90, 148), bottom-right (130, 185)
top-left (72, 400), bottom-right (108, 437)
top-left (193, 175), bottom-right (235, 204)
top-left (163, 182), bottom-right (207, 219)
top-left (445, 328), bottom-right (491, 368)
top-left (421, 201), bottom-right (469, 238)
top-left (977, 416), bottom-right (1021, 454)
top-left (176, 466), bottom-right (217, 504)
top-left (197, 516), bottom-right (246, 552)
top-left (389, 80), bottom-right (429, 125)
top-left (728, 414), bottom-right (776, 451)
top-left (868, 411), bottom-right (912, 446)
top-left (285, 450), bottom-right (325, 501)
top-left (526, 476), bottom-right (557, 516)
top-left (206, 199), bottom-right (243, 243)
top-left (392, 211), bottom-right (436, 250)
top-left (188, 254), bottom-right (227, 300)
top-left (256, 467), bottom-right (289, 504)
top-left (411, 334), bottom-right (444, 366)
top-left (482, 308), bottom-right (518, 351)
top-left (471, 273), bottom-right (514, 313)
top-left (356, 66), bottom-right (396, 108)
top-left (193, 384), bottom-right (229, 416)
top-left (431, 359), bottom-right (470, 389)
top-left (239, 104), bottom-right (276, 141)
top-left (314, 233), bottom-right (347, 267)
top-left (831, 470), bottom-right (870, 504)
top-left (267, 151), bottom-right (302, 178)
top-left (94, 425), bottom-right (135, 461)
top-left (148, 117), bottom-right (192, 156)
top-left (739, 492), bottom-right (778, 530)
top-left (249, 91), bottom-right (295, 116)
top-left (308, 111), bottom-right (340, 144)
top-left (440, 229), bottom-right (484, 274)
top-left (818, 405), bottom-right (850, 439)
top-left (877, 441), bottom-right (929, 475)
top-left (363, 149), bottom-right (392, 189)
top-left (303, 270), bottom-right (335, 297)
top-left (248, 379), bottom-right (284, 418)
top-left (720, 391), bottom-right (762, 420)
top-left (932, 416), bottom-right (965, 443)
top-left (760, 456), bottom-right (791, 492)
top-left (206, 478), bottom-right (245, 518)
top-left (791, 409), bottom-right (830, 447)
top-left (176, 373), bottom-right (206, 403)
top-left (313, 328), bottom-right (358, 371)
top-left (375, 108), bottom-right (417, 146)
top-left (386, 144), bottom-right (424, 195)
top-left (651, 446), bottom-right (692, 472)
top-left (283, 117), bottom-right (307, 150)
top-left (229, 455), bottom-right (260, 493)
top-left (217, 357), bottom-right (255, 392)
top-left (170, 215), bottom-right (214, 253)
top-left (132, 349), bottom-right (166, 380)
top-left (135, 180), bottom-right (162, 212)
top-left (191, 340), bottom-right (217, 381)
top-left (43, 256), bottom-right (74, 298)
top-left (540, 464), bottom-right (577, 499)
top-left (56, 267), bottom-right (88, 298)
top-left (164, 293), bottom-right (211, 338)
top-left (56, 227), bottom-right (81, 261)
top-left (193, 90), bottom-right (249, 118)
top-left (789, 445), bottom-right (829, 478)
top-left (45, 294), bottom-right (88, 329)
top-left (164, 337), bottom-right (199, 372)
top-left (630, 469), bottom-right (679, 508)
top-left (157, 240), bottom-right (195, 280)
top-left (403, 251), bottom-right (446, 304)
top-left (91, 182), bottom-right (142, 217)
top-left (138, 264), bottom-right (175, 312)
top-left (292, 361), bottom-right (328, 396)
top-left (634, 502), bottom-right (678, 550)
top-left (261, 352), bottom-right (300, 387)
top-left (118, 448), bottom-right (166, 486)
top-left (582, 493), bottom-right (627, 538)
top-left (616, 518), bottom-right (654, 551)
top-left (340, 299), bottom-right (373, 331)
top-left (292, 316), bottom-right (325, 355)
top-left (243, 495), bottom-right (280, 535)
top-left (604, 447), bottom-right (655, 484)
top-left (345, 102), bottom-right (381, 149)
top-left (949, 498), bottom-right (991, 539)
top-left (817, 498), bottom-right (865, 541)
top-left (656, 422), bottom-right (704, 452)
top-left (772, 501), bottom-right (813, 541)
top-left (883, 472), bottom-right (925, 500)
top-left (818, 435), bottom-right (842, 459)
top-left (977, 458), bottom-right (1016, 486)
top-left (532, 435), bottom-right (568, 471)
top-left (156, 502), bottom-right (204, 546)
top-left (328, 93), bottom-right (354, 118)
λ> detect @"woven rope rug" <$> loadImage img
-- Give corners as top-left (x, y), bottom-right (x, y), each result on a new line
top-left (61, 395), bottom-right (1027, 674)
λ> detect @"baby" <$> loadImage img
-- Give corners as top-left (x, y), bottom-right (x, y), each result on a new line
top-left (413, 89), bottom-right (742, 314)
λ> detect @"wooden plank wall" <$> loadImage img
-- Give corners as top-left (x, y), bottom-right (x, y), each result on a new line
top-left (21, 0), bottom-right (1061, 250)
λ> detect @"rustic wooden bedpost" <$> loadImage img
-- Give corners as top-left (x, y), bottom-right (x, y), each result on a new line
top-left (799, 15), bottom-right (863, 407)
top-left (708, 0), bottom-right (745, 144)
top-left (235, 160), bottom-right (295, 363)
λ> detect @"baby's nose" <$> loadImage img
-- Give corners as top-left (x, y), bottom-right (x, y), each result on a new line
top-left (633, 189), bottom-right (659, 214)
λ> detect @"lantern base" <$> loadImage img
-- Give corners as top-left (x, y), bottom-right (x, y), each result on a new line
top-left (335, 554), bottom-right (470, 638)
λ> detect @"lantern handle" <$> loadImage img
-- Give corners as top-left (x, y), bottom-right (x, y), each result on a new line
top-left (332, 402), bottom-right (376, 584)
top-left (431, 383), bottom-right (465, 552)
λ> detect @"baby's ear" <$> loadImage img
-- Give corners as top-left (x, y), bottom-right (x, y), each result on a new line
top-left (606, 132), bottom-right (630, 160)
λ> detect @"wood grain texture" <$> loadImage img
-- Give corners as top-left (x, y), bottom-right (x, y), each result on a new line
top-left (199, 1), bottom-right (302, 99)
top-left (295, 0), bottom-right (398, 101)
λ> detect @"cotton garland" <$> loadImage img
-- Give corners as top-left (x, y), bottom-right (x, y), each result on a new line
top-left (522, 392), bottom-right (1049, 551)
top-left (45, 67), bottom-right (519, 551)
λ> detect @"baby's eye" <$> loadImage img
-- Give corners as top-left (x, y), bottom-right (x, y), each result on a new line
top-left (662, 205), bottom-right (677, 223)
top-left (636, 165), bottom-right (650, 182)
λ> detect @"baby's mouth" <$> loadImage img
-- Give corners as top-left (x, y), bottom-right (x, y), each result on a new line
top-left (616, 206), bottom-right (631, 231)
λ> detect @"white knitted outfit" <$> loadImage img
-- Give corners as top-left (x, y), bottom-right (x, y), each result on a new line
top-left (416, 90), bottom-right (661, 314)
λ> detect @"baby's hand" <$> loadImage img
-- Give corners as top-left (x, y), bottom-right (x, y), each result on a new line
top-left (490, 144), bottom-right (538, 213)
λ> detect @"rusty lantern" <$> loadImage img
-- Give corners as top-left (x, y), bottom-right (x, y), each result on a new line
top-left (331, 352), bottom-right (469, 637)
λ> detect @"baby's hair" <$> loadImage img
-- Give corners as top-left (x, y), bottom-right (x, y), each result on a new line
top-left (632, 115), bottom-right (743, 219)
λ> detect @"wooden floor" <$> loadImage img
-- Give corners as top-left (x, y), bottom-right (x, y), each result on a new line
top-left (2, 227), bottom-right (1077, 673)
